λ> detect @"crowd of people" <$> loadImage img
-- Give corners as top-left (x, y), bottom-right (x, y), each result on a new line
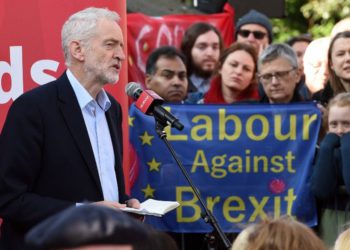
top-left (141, 7), bottom-right (350, 250)
top-left (0, 4), bottom-right (350, 250)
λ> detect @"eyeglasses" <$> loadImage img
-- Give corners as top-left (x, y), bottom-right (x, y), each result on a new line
top-left (237, 29), bottom-right (267, 40)
top-left (258, 68), bottom-right (296, 83)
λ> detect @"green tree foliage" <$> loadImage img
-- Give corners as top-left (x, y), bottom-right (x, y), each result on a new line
top-left (272, 0), bottom-right (350, 42)
top-left (301, 0), bottom-right (350, 37)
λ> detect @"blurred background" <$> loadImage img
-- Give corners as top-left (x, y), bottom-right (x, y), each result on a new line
top-left (127, 0), bottom-right (350, 41)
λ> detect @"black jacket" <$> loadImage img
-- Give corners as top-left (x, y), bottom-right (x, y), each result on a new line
top-left (311, 133), bottom-right (350, 210)
top-left (0, 72), bottom-right (129, 249)
top-left (312, 82), bottom-right (334, 106)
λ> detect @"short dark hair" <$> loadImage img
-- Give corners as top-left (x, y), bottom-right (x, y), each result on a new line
top-left (180, 22), bottom-right (224, 75)
top-left (286, 34), bottom-right (312, 47)
top-left (146, 46), bottom-right (186, 75)
top-left (25, 205), bottom-right (150, 249)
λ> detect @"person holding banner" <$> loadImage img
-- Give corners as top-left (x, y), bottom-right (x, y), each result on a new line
top-left (257, 43), bottom-right (304, 104)
top-left (311, 92), bottom-right (350, 247)
top-left (199, 42), bottom-right (260, 104)
top-left (0, 7), bottom-right (140, 249)
top-left (145, 46), bottom-right (188, 103)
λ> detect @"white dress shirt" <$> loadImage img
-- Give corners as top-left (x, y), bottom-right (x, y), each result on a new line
top-left (67, 69), bottom-right (119, 202)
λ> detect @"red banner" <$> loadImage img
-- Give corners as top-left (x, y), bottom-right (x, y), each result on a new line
top-left (0, 0), bottom-right (127, 127)
top-left (0, 1), bottom-right (234, 194)
top-left (127, 3), bottom-right (235, 86)
top-left (0, 0), bottom-right (130, 190)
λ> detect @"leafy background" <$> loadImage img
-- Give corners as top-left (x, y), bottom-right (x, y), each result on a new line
top-left (273, 0), bottom-right (350, 41)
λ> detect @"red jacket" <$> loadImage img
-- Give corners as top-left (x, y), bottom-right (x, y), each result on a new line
top-left (204, 76), bottom-right (260, 104)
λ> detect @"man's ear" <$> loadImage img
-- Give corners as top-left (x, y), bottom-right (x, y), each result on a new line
top-left (294, 68), bottom-right (302, 83)
top-left (69, 40), bottom-right (85, 62)
top-left (145, 74), bottom-right (152, 88)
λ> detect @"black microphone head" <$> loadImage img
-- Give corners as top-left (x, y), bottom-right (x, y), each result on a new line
top-left (125, 82), bottom-right (143, 99)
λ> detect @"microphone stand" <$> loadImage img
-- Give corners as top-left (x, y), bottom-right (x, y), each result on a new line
top-left (154, 118), bottom-right (232, 250)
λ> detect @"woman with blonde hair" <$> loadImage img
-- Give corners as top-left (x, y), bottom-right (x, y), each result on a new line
top-left (334, 227), bottom-right (350, 250)
top-left (333, 228), bottom-right (350, 250)
top-left (231, 216), bottom-right (327, 250)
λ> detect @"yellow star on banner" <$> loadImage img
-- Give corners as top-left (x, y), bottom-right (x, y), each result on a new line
top-left (147, 158), bottom-right (161, 172)
top-left (139, 131), bottom-right (154, 145)
top-left (128, 116), bottom-right (135, 127)
top-left (142, 184), bottom-right (155, 198)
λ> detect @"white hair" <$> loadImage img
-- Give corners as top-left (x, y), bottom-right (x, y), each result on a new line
top-left (61, 7), bottom-right (120, 66)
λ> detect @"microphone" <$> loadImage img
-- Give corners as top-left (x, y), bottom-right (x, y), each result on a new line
top-left (125, 82), bottom-right (184, 131)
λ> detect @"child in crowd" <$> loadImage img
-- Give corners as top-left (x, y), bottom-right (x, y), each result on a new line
top-left (311, 92), bottom-right (350, 246)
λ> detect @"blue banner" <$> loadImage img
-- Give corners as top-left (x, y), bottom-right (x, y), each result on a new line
top-left (129, 103), bottom-right (321, 232)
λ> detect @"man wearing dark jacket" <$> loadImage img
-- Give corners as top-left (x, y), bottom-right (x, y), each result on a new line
top-left (0, 7), bottom-right (139, 249)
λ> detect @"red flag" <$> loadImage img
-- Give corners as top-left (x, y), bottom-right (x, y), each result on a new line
top-left (127, 3), bottom-right (235, 86)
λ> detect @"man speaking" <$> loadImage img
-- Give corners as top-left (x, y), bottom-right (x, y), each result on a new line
top-left (0, 7), bottom-right (139, 249)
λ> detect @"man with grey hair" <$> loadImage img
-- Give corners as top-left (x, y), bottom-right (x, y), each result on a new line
top-left (0, 7), bottom-right (140, 249)
top-left (257, 43), bottom-right (303, 103)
